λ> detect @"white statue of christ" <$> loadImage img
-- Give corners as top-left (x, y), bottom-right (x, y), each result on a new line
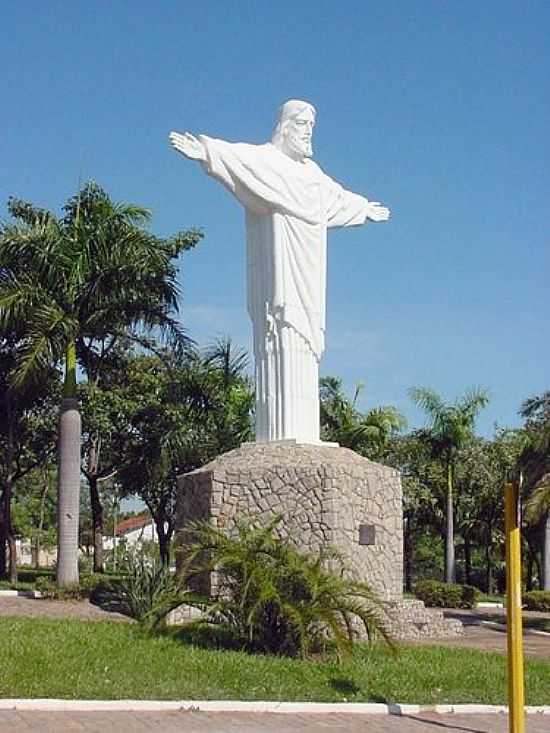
top-left (169, 100), bottom-right (390, 444)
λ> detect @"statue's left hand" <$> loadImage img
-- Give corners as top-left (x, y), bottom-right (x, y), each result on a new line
top-left (367, 202), bottom-right (391, 222)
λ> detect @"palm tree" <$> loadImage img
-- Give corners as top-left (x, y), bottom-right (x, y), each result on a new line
top-left (182, 518), bottom-right (392, 659)
top-left (116, 347), bottom-right (253, 565)
top-left (521, 392), bottom-right (550, 589)
top-left (203, 336), bottom-right (249, 388)
top-left (409, 386), bottom-right (489, 583)
top-left (0, 183), bottom-right (201, 585)
top-left (320, 376), bottom-right (405, 458)
top-left (203, 336), bottom-right (254, 449)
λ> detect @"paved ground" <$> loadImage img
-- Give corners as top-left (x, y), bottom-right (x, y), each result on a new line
top-left (434, 609), bottom-right (550, 660)
top-left (1, 599), bottom-right (548, 730)
top-left (0, 710), bottom-right (548, 732)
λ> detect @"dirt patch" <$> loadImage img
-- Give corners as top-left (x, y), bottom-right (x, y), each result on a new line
top-left (0, 596), bottom-right (131, 623)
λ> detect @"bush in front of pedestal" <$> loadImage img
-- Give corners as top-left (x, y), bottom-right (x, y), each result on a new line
top-left (180, 518), bottom-right (392, 660)
top-left (92, 550), bottom-right (189, 629)
top-left (523, 591), bottom-right (550, 611)
top-left (414, 579), bottom-right (480, 609)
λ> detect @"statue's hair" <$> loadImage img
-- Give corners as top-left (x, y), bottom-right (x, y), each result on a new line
top-left (271, 99), bottom-right (316, 147)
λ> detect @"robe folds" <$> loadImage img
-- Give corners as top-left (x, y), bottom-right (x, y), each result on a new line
top-left (199, 136), bottom-right (373, 443)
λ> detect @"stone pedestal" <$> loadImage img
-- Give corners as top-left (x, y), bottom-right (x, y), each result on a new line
top-left (175, 441), bottom-right (403, 601)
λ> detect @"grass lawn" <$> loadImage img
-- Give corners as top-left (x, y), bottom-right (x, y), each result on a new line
top-left (478, 593), bottom-right (506, 604)
top-left (1, 617), bottom-right (549, 704)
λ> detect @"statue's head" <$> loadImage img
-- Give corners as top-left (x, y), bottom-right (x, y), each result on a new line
top-left (271, 99), bottom-right (316, 161)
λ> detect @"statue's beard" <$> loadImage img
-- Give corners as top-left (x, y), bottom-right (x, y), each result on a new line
top-left (287, 137), bottom-right (313, 160)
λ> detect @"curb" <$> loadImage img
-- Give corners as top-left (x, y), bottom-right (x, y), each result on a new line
top-left (1, 700), bottom-right (549, 715)
top-left (0, 590), bottom-right (42, 599)
top-left (478, 619), bottom-right (550, 638)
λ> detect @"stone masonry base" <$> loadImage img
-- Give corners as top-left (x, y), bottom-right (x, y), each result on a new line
top-left (174, 441), bottom-right (462, 640)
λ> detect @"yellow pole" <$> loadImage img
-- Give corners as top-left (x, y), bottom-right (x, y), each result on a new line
top-left (505, 481), bottom-right (525, 733)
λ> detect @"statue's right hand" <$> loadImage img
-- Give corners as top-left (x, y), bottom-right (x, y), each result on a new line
top-left (169, 131), bottom-right (207, 162)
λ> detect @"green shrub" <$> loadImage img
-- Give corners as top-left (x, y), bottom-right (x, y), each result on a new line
top-left (460, 584), bottom-right (480, 608)
top-left (35, 573), bottom-right (106, 601)
top-left (414, 579), bottom-right (479, 609)
top-left (78, 573), bottom-right (108, 597)
top-left (523, 591), bottom-right (550, 612)
top-left (35, 578), bottom-right (83, 600)
top-left (78, 555), bottom-right (93, 575)
top-left (93, 552), bottom-right (188, 630)
top-left (181, 518), bottom-right (392, 660)
top-left (35, 577), bottom-right (56, 598)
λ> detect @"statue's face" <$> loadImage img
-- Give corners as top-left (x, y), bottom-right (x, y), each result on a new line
top-left (282, 108), bottom-right (315, 160)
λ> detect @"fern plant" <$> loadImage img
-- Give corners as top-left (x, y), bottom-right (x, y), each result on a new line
top-left (181, 518), bottom-right (392, 660)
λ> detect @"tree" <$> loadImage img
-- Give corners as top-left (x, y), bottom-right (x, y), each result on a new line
top-left (521, 392), bottom-right (550, 589)
top-left (0, 184), bottom-right (201, 585)
top-left (385, 432), bottom-right (443, 590)
top-left (0, 335), bottom-right (59, 581)
top-left (453, 431), bottom-right (523, 592)
top-left (409, 386), bottom-right (489, 583)
top-left (203, 336), bottom-right (255, 448)
top-left (80, 374), bottom-right (135, 572)
top-left (320, 377), bottom-right (405, 459)
top-left (12, 464), bottom-right (57, 569)
top-left (117, 347), bottom-right (253, 565)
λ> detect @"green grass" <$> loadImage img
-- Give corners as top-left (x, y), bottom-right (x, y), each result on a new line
top-left (477, 593), bottom-right (506, 604)
top-left (1, 617), bottom-right (549, 704)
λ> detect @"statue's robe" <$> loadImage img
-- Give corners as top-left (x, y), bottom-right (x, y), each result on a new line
top-left (199, 136), bottom-right (374, 443)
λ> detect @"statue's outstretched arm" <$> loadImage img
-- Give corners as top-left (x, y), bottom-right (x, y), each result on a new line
top-left (169, 131), bottom-right (207, 162)
top-left (366, 201), bottom-right (391, 222)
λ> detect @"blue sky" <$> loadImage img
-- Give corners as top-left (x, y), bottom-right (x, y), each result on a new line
top-left (2, 1), bottom-right (548, 436)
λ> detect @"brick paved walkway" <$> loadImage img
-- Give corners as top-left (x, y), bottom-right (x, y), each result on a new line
top-left (434, 610), bottom-right (550, 660)
top-left (0, 710), bottom-right (548, 732)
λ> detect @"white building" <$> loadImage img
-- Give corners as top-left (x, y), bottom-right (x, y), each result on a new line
top-left (103, 513), bottom-right (157, 550)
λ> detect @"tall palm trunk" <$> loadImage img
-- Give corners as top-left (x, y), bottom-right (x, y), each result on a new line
top-left (56, 342), bottom-right (81, 587)
top-left (445, 459), bottom-right (456, 583)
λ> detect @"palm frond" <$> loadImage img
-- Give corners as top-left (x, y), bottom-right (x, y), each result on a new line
top-left (524, 475), bottom-right (550, 523)
top-left (180, 518), bottom-right (391, 659)
top-left (11, 307), bottom-right (76, 388)
top-left (204, 336), bottom-right (250, 385)
top-left (408, 387), bottom-right (446, 421)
